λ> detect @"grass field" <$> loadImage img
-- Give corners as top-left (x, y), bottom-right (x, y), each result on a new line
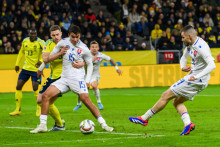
top-left (1, 85), bottom-right (220, 146)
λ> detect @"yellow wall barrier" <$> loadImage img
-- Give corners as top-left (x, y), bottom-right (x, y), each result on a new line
top-left (1, 63), bottom-right (220, 93)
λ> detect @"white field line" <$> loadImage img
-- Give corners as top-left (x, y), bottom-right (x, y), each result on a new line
top-left (3, 137), bottom-right (145, 146)
top-left (4, 126), bottom-right (164, 137)
top-left (2, 126), bottom-right (165, 146)
top-left (101, 94), bottom-right (220, 96)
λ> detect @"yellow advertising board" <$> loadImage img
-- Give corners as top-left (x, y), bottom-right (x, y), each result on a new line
top-left (1, 63), bottom-right (220, 93)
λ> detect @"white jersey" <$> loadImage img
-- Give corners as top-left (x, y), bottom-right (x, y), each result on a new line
top-left (51, 38), bottom-right (93, 83)
top-left (92, 52), bottom-right (111, 76)
top-left (180, 37), bottom-right (215, 82)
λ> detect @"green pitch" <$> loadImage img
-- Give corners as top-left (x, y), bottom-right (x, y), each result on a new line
top-left (1, 85), bottom-right (220, 146)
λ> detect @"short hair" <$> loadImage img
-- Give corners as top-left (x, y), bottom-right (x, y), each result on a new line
top-left (181, 25), bottom-right (197, 36)
top-left (50, 25), bottom-right (61, 32)
top-left (90, 40), bottom-right (99, 46)
top-left (29, 28), bottom-right (37, 33)
top-left (68, 25), bottom-right (81, 34)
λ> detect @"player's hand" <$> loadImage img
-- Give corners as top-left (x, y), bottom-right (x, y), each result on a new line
top-left (86, 83), bottom-right (90, 89)
top-left (15, 66), bottom-right (19, 73)
top-left (182, 66), bottom-right (191, 72)
top-left (117, 69), bottom-right (122, 75)
top-left (35, 61), bottom-right (42, 68)
top-left (72, 61), bottom-right (85, 68)
top-left (188, 75), bottom-right (196, 81)
top-left (92, 56), bottom-right (98, 63)
top-left (37, 70), bottom-right (44, 78)
top-left (60, 46), bottom-right (68, 55)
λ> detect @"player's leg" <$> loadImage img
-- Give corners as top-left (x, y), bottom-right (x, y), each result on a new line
top-left (31, 72), bottom-right (42, 116)
top-left (79, 93), bottom-right (113, 132)
top-left (129, 88), bottom-right (176, 125)
top-left (10, 69), bottom-right (30, 116)
top-left (38, 78), bottom-right (65, 131)
top-left (30, 85), bottom-right (61, 133)
top-left (32, 81), bottom-right (41, 116)
top-left (91, 81), bottom-right (103, 110)
top-left (73, 95), bottom-right (82, 111)
top-left (173, 97), bottom-right (195, 135)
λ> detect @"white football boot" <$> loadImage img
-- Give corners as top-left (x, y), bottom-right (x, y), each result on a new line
top-left (30, 124), bottom-right (47, 134)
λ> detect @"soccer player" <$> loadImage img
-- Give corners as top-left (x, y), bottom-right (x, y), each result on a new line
top-left (30, 25), bottom-right (113, 133)
top-left (9, 28), bottom-right (45, 116)
top-left (37, 25), bottom-right (84, 131)
top-left (73, 41), bottom-right (122, 111)
top-left (129, 25), bottom-right (216, 135)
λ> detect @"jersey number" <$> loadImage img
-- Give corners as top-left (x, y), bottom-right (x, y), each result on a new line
top-left (69, 53), bottom-right (75, 62)
top-left (28, 50), bottom-right (33, 56)
top-left (79, 81), bottom-right (86, 89)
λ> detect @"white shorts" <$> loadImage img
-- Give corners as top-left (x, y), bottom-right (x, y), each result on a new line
top-left (170, 75), bottom-right (208, 100)
top-left (90, 74), bottom-right (100, 84)
top-left (51, 77), bottom-right (88, 94)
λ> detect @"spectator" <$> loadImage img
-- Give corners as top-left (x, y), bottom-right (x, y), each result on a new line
top-left (132, 39), bottom-right (139, 51)
top-left (85, 8), bottom-right (96, 23)
top-left (121, 2), bottom-right (129, 25)
top-left (208, 33), bottom-right (218, 48)
top-left (123, 37), bottom-right (133, 51)
top-left (151, 24), bottom-right (163, 46)
top-left (137, 16), bottom-right (149, 38)
top-left (203, 13), bottom-right (214, 27)
top-left (113, 32), bottom-right (123, 47)
top-left (5, 42), bottom-right (15, 54)
top-left (157, 31), bottom-right (169, 50)
top-left (140, 42), bottom-right (147, 50)
top-left (96, 10), bottom-right (105, 23)
top-left (127, 7), bottom-right (140, 33)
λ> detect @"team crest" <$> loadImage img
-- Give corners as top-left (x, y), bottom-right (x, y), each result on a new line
top-left (193, 51), bottom-right (197, 57)
top-left (77, 49), bottom-right (82, 54)
top-left (97, 57), bottom-right (100, 61)
top-left (43, 46), bottom-right (46, 50)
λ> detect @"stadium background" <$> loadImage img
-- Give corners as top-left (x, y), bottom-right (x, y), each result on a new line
top-left (0, 0), bottom-right (220, 92)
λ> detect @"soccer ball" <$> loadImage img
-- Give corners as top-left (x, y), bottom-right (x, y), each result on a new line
top-left (79, 119), bottom-right (95, 134)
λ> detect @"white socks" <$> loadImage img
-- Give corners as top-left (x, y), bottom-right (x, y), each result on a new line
top-left (40, 114), bottom-right (47, 125)
top-left (181, 112), bottom-right (191, 126)
top-left (97, 116), bottom-right (107, 127)
top-left (94, 89), bottom-right (101, 103)
top-left (141, 108), bottom-right (156, 120)
top-left (77, 95), bottom-right (81, 105)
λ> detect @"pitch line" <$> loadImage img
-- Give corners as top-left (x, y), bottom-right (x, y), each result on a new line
top-left (3, 136), bottom-right (145, 146)
top-left (4, 126), bottom-right (165, 137)
top-left (101, 94), bottom-right (220, 96)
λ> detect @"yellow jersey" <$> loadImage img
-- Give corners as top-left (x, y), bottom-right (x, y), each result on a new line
top-left (43, 39), bottom-right (63, 79)
top-left (16, 37), bottom-right (45, 72)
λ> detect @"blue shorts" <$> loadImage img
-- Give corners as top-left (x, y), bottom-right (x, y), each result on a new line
top-left (18, 69), bottom-right (41, 84)
top-left (39, 77), bottom-right (60, 94)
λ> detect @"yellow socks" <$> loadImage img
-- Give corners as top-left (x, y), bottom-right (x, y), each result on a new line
top-left (49, 104), bottom-right (63, 126)
top-left (34, 90), bottom-right (41, 116)
top-left (15, 90), bottom-right (22, 111)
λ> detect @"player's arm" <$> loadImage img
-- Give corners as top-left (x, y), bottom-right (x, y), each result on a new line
top-left (72, 60), bottom-right (85, 68)
top-left (110, 58), bottom-right (122, 75)
top-left (180, 47), bottom-right (191, 72)
top-left (190, 45), bottom-right (216, 81)
top-left (15, 41), bottom-right (25, 72)
top-left (84, 50), bottom-right (93, 86)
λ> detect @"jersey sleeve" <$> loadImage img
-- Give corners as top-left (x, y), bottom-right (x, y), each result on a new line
top-left (101, 53), bottom-right (111, 61)
top-left (38, 38), bottom-right (45, 63)
top-left (50, 40), bottom-right (63, 55)
top-left (180, 47), bottom-right (189, 69)
top-left (194, 44), bottom-right (216, 79)
top-left (83, 49), bottom-right (93, 83)
top-left (15, 40), bottom-right (25, 66)
top-left (43, 39), bottom-right (52, 53)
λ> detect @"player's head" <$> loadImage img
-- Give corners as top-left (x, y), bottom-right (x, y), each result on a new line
top-left (68, 25), bottom-right (81, 45)
top-left (90, 41), bottom-right (99, 54)
top-left (29, 28), bottom-right (37, 42)
top-left (181, 25), bottom-right (197, 46)
top-left (50, 25), bottom-right (62, 43)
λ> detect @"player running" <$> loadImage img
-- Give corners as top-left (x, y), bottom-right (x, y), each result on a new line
top-left (9, 28), bottom-right (45, 116)
top-left (30, 25), bottom-right (113, 133)
top-left (129, 25), bottom-right (216, 135)
top-left (73, 41), bottom-right (122, 111)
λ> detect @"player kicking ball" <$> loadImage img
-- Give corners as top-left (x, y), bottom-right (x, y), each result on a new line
top-left (129, 25), bottom-right (216, 135)
top-left (73, 41), bottom-right (122, 111)
top-left (30, 25), bottom-right (113, 133)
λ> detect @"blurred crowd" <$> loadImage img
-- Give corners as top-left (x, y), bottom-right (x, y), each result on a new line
top-left (0, 0), bottom-right (220, 54)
